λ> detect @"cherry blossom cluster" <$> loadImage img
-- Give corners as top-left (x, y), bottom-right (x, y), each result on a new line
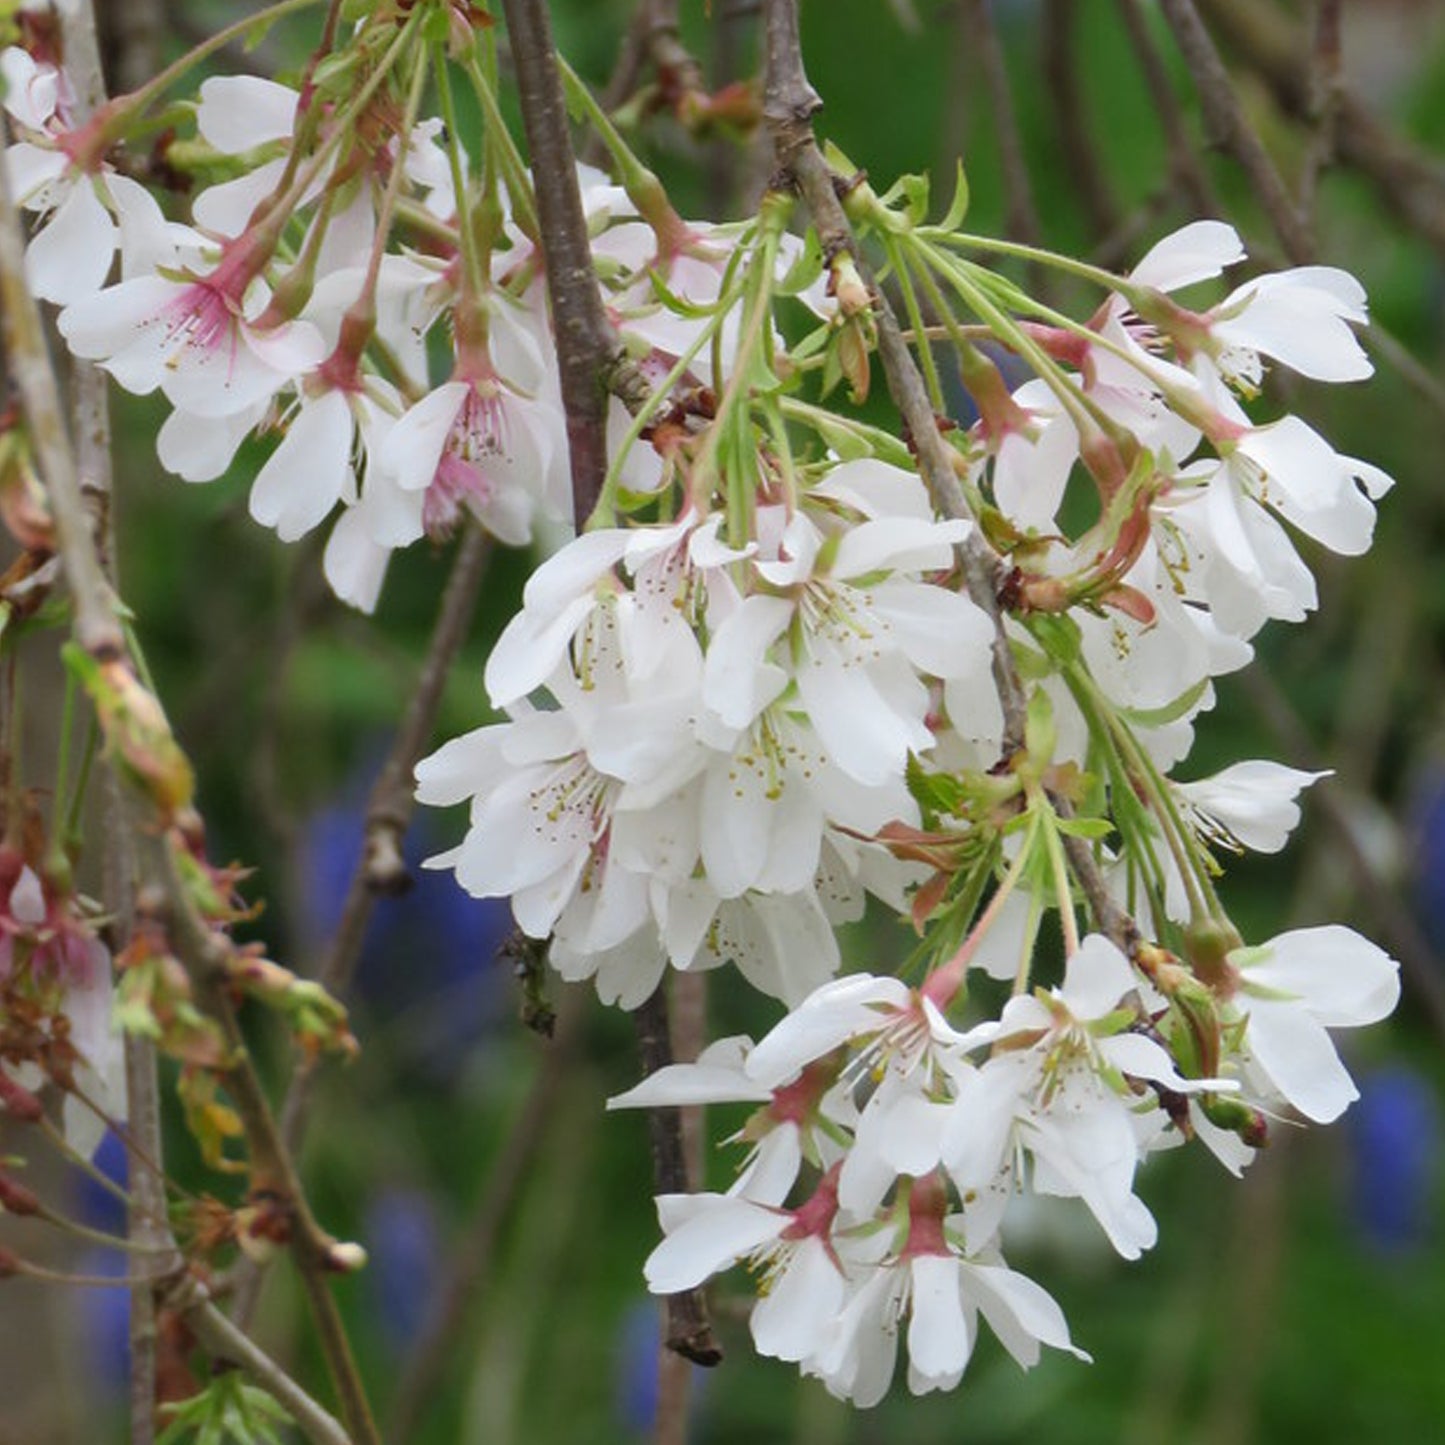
top-left (2, 14), bottom-right (803, 607)
top-left (2, 4), bottom-right (1403, 1411)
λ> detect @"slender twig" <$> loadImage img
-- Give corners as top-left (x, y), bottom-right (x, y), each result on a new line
top-left (499, 0), bottom-right (718, 1369)
top-left (52, 7), bottom-right (165, 1435)
top-left (0, 136), bottom-right (380, 1445)
top-left (1157, 0), bottom-right (1314, 263)
top-left (762, 0), bottom-right (1136, 953)
top-left (500, 0), bottom-right (625, 525)
top-left (1114, 0), bottom-right (1218, 218)
top-left (761, 0), bottom-right (1024, 745)
top-left (386, 998), bottom-right (578, 1443)
top-left (1296, 0), bottom-right (1342, 229)
top-left (655, 970), bottom-right (708, 1445)
top-left (633, 984), bottom-right (722, 1365)
top-left (165, 1275), bottom-right (353, 1445)
top-left (1196, 0), bottom-right (1445, 261)
top-left (230, 524), bottom-right (494, 1333)
top-left (960, 0), bottom-right (1043, 250)
top-left (1042, 0), bottom-right (1119, 242)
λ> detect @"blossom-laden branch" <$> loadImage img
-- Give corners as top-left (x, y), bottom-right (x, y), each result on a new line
top-left (0, 114), bottom-right (381, 1445)
top-left (497, 0), bottom-right (721, 1370)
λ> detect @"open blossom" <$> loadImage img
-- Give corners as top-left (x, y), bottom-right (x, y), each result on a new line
top-left (945, 936), bottom-right (1217, 1260)
top-left (1223, 926), bottom-right (1400, 1124)
top-left (378, 370), bottom-right (567, 543)
top-left (58, 241), bottom-right (325, 418)
top-left (2, 47), bottom-right (183, 305)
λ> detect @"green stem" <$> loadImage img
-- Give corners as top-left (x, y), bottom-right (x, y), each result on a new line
top-left (434, 39), bottom-right (489, 308)
top-left (465, 53), bottom-right (541, 242)
top-left (928, 229), bottom-right (1134, 298)
top-left (883, 236), bottom-right (946, 414)
top-left (102, 0), bottom-right (324, 127)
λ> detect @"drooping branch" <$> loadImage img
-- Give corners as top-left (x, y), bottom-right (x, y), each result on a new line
top-left (1114, 0), bottom-right (1219, 219)
top-left (1195, 0), bottom-right (1445, 261)
top-left (1042, 0), bottom-right (1120, 242)
top-left (1157, 0), bottom-right (1314, 263)
top-left (500, 0), bottom-right (625, 525)
top-left (762, 0), bottom-right (1136, 953)
top-left (497, 0), bottom-right (720, 1369)
top-left (0, 136), bottom-right (382, 1445)
top-left (960, 0), bottom-right (1043, 251)
top-left (762, 0), bottom-right (1024, 748)
top-left (57, 6), bottom-right (167, 1439)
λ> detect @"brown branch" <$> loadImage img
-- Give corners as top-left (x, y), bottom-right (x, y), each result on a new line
top-left (633, 983), bottom-right (722, 1366)
top-left (1041, 0), bottom-right (1120, 242)
top-left (385, 998), bottom-right (578, 1443)
top-left (500, 0), bottom-right (625, 524)
top-left (1156, 0), bottom-right (1314, 264)
top-left (1196, 0), bottom-right (1445, 261)
top-left (499, 0), bottom-right (715, 1369)
top-left (761, 0), bottom-right (1023, 746)
top-left (1114, 0), bottom-right (1219, 219)
top-left (229, 523), bottom-right (493, 1333)
top-left (761, 0), bottom-right (1137, 955)
top-left (960, 0), bottom-right (1043, 250)
top-left (1296, 0), bottom-right (1342, 229)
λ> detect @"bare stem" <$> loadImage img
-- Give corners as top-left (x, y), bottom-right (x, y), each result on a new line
top-left (1114, 0), bottom-right (1218, 218)
top-left (229, 524), bottom-right (493, 1333)
top-left (1157, 0), bottom-right (1314, 263)
top-left (386, 998), bottom-right (578, 1443)
top-left (0, 129), bottom-right (380, 1445)
top-left (166, 1275), bottom-right (353, 1445)
top-left (499, 0), bottom-right (626, 524)
top-left (633, 984), bottom-right (723, 1366)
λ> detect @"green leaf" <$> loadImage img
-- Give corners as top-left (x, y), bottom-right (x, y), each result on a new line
top-left (938, 161), bottom-right (971, 232)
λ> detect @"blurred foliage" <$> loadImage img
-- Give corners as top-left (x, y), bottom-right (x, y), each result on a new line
top-left (13, 2), bottom-right (1445, 1443)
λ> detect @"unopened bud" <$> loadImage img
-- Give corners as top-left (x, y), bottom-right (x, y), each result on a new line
top-left (0, 1074), bottom-right (43, 1123)
top-left (0, 1174), bottom-right (40, 1216)
top-left (1201, 1093), bottom-right (1269, 1149)
top-left (325, 1240), bottom-right (368, 1273)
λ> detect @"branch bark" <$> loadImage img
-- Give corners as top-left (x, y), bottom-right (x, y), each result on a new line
top-left (500, 0), bottom-right (624, 524)
top-left (761, 0), bottom-right (1136, 953)
top-left (497, 0), bottom-right (719, 1368)
top-left (0, 135), bottom-right (380, 1445)
top-left (1157, 0), bottom-right (1314, 263)
top-left (1196, 0), bottom-right (1445, 261)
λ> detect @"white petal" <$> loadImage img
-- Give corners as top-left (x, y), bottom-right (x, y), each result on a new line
top-left (1131, 220), bottom-right (1244, 292)
top-left (196, 75), bottom-right (299, 152)
top-left (751, 1238), bottom-right (845, 1362)
top-left (1241, 925), bottom-right (1400, 1028)
top-left (25, 181), bottom-right (114, 304)
top-left (908, 1255), bottom-right (971, 1381)
top-left (1243, 1000), bottom-right (1357, 1123)
top-left (250, 391), bottom-right (353, 540)
top-left (643, 1197), bottom-right (782, 1293)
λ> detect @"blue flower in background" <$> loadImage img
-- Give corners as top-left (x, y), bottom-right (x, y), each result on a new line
top-left (1347, 1066), bottom-right (1441, 1253)
top-left (300, 761), bottom-right (514, 1076)
top-left (616, 1300), bottom-right (709, 1439)
top-left (364, 1186), bottom-right (442, 1348)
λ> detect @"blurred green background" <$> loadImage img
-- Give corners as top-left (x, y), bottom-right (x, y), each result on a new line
top-left (6, 1), bottom-right (1445, 1442)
